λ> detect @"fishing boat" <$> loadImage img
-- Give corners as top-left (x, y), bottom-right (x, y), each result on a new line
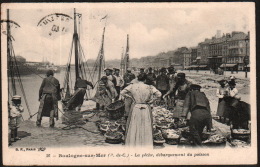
top-left (61, 9), bottom-right (107, 125)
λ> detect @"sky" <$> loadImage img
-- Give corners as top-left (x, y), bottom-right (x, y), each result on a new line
top-left (1, 3), bottom-right (253, 65)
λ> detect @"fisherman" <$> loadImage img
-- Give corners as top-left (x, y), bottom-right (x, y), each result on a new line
top-left (123, 68), bottom-right (136, 88)
top-left (163, 66), bottom-right (177, 109)
top-left (104, 68), bottom-right (117, 87)
top-left (93, 76), bottom-right (118, 110)
top-left (113, 68), bottom-right (124, 100)
top-left (145, 67), bottom-right (156, 85)
top-left (139, 68), bottom-right (145, 75)
top-left (9, 95), bottom-right (24, 143)
top-left (36, 70), bottom-right (61, 127)
top-left (65, 77), bottom-right (94, 111)
top-left (182, 84), bottom-right (212, 146)
top-left (156, 67), bottom-right (169, 100)
top-left (172, 73), bottom-right (191, 118)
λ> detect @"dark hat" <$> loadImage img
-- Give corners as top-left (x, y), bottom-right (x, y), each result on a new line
top-left (177, 73), bottom-right (185, 78)
top-left (228, 80), bottom-right (236, 86)
top-left (137, 73), bottom-right (146, 81)
top-left (148, 67), bottom-right (153, 70)
top-left (46, 70), bottom-right (54, 76)
top-left (114, 68), bottom-right (120, 71)
top-left (140, 68), bottom-right (144, 71)
top-left (104, 68), bottom-right (112, 71)
top-left (217, 79), bottom-right (227, 85)
top-left (190, 84), bottom-right (202, 90)
top-left (101, 76), bottom-right (108, 80)
top-left (160, 67), bottom-right (167, 72)
top-left (168, 67), bottom-right (175, 72)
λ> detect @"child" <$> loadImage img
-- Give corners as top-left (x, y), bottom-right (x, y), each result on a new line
top-left (9, 95), bottom-right (24, 142)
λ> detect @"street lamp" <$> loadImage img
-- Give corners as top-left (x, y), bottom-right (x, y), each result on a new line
top-left (244, 34), bottom-right (249, 78)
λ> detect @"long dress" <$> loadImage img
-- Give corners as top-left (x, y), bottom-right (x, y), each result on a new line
top-left (216, 86), bottom-right (228, 117)
top-left (120, 82), bottom-right (161, 148)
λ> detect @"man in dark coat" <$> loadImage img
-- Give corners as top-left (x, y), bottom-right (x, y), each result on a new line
top-left (182, 84), bottom-right (212, 146)
top-left (156, 68), bottom-right (169, 99)
top-left (123, 68), bottom-right (136, 88)
top-left (37, 70), bottom-right (61, 127)
top-left (145, 67), bottom-right (156, 85)
top-left (66, 77), bottom-right (94, 111)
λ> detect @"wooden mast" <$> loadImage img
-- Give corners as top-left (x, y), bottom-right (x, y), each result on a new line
top-left (73, 8), bottom-right (80, 79)
top-left (7, 9), bottom-right (17, 95)
top-left (124, 34), bottom-right (129, 72)
top-left (98, 26), bottom-right (106, 81)
top-left (120, 47), bottom-right (124, 75)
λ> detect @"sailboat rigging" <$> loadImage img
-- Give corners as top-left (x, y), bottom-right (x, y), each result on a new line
top-left (6, 9), bottom-right (32, 119)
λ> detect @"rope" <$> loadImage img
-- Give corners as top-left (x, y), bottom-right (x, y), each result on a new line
top-left (9, 43), bottom-right (32, 118)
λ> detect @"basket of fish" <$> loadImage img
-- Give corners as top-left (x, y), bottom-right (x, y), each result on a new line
top-left (115, 118), bottom-right (127, 133)
top-left (156, 121), bottom-right (173, 130)
top-left (230, 139), bottom-right (250, 148)
top-left (99, 121), bottom-right (111, 133)
top-left (106, 100), bottom-right (125, 120)
top-left (202, 134), bottom-right (226, 147)
top-left (162, 129), bottom-right (181, 145)
top-left (180, 127), bottom-right (190, 139)
top-left (104, 130), bottom-right (124, 144)
top-left (153, 130), bottom-right (166, 146)
top-left (231, 129), bottom-right (250, 142)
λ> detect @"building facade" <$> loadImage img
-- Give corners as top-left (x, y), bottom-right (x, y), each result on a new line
top-left (183, 50), bottom-right (191, 69)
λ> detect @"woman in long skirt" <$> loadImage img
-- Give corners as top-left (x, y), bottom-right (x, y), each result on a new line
top-left (216, 80), bottom-right (228, 123)
top-left (120, 73), bottom-right (161, 148)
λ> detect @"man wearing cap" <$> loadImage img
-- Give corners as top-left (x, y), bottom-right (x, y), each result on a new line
top-left (182, 84), bottom-right (212, 146)
top-left (156, 68), bottom-right (169, 100)
top-left (172, 73), bottom-right (191, 118)
top-left (104, 68), bottom-right (117, 87)
top-left (114, 68), bottom-right (124, 100)
top-left (65, 77), bottom-right (94, 111)
top-left (37, 70), bottom-right (61, 127)
top-left (145, 67), bottom-right (156, 86)
top-left (123, 68), bottom-right (136, 88)
top-left (93, 76), bottom-right (118, 110)
top-left (9, 95), bottom-right (24, 142)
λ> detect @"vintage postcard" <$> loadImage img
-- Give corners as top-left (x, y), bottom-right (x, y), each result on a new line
top-left (1, 2), bottom-right (257, 165)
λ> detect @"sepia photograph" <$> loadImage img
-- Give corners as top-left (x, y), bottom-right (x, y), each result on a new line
top-left (1, 2), bottom-right (257, 165)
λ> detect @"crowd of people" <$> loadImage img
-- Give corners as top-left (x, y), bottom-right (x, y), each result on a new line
top-left (9, 66), bottom-right (250, 148)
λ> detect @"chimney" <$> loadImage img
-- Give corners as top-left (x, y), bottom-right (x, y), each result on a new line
top-left (216, 30), bottom-right (221, 38)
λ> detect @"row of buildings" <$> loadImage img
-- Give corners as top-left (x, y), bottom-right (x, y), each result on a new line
top-left (131, 31), bottom-right (250, 71)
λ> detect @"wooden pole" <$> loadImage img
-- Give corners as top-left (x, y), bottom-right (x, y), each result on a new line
top-left (74, 8), bottom-right (79, 79)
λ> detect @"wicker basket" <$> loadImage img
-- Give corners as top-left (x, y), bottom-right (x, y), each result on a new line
top-left (105, 138), bottom-right (123, 144)
top-left (106, 100), bottom-right (125, 120)
top-left (231, 132), bottom-right (250, 142)
top-left (165, 138), bottom-right (180, 145)
top-left (202, 141), bottom-right (226, 147)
